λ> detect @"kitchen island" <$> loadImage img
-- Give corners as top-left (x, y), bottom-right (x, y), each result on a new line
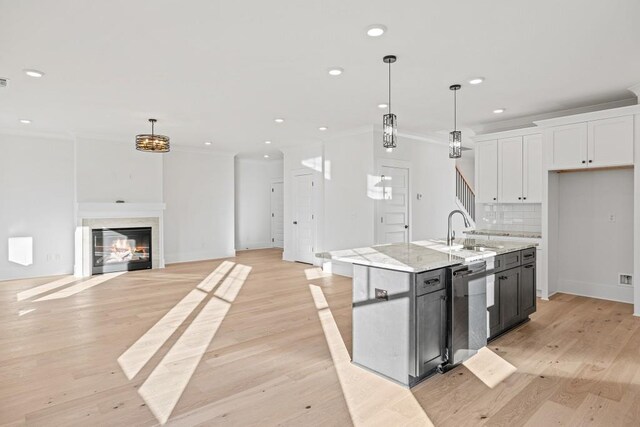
top-left (317, 238), bottom-right (537, 387)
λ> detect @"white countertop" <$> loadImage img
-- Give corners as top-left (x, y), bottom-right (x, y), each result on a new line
top-left (317, 238), bottom-right (537, 273)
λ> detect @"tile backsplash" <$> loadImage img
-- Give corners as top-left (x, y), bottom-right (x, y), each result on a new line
top-left (475, 203), bottom-right (542, 233)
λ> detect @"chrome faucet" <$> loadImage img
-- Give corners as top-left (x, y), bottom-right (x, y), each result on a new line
top-left (447, 210), bottom-right (471, 246)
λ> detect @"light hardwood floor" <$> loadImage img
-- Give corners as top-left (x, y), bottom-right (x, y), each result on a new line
top-left (1, 248), bottom-right (639, 426)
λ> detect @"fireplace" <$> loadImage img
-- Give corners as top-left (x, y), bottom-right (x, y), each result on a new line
top-left (92, 227), bottom-right (152, 275)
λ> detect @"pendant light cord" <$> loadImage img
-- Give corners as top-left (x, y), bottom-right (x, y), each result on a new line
top-left (454, 89), bottom-right (457, 131)
top-left (388, 61), bottom-right (391, 113)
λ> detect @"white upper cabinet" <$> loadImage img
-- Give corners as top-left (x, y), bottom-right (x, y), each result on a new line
top-left (498, 137), bottom-right (523, 203)
top-left (523, 134), bottom-right (543, 203)
top-left (547, 115), bottom-right (633, 170)
top-left (547, 123), bottom-right (587, 170)
top-left (475, 140), bottom-right (498, 203)
top-left (497, 134), bottom-right (543, 204)
top-left (587, 116), bottom-right (634, 168)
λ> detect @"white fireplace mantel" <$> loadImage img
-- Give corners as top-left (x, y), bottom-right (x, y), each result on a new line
top-left (74, 202), bottom-right (166, 277)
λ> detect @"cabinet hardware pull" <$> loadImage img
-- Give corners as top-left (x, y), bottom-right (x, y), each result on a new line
top-left (518, 197), bottom-right (522, 200)
top-left (582, 160), bottom-right (586, 164)
top-left (493, 197), bottom-right (497, 201)
top-left (499, 276), bottom-right (507, 280)
top-left (425, 278), bottom-right (440, 285)
top-left (588, 160), bottom-right (593, 163)
top-left (523, 197), bottom-right (527, 200)
top-left (524, 265), bottom-right (533, 269)
top-left (524, 253), bottom-right (533, 258)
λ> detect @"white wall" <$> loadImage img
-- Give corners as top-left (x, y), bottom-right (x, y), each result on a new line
top-left (0, 134), bottom-right (75, 280)
top-left (163, 149), bottom-right (235, 263)
top-left (456, 154), bottom-right (475, 190)
top-left (235, 158), bottom-right (283, 250)
top-left (76, 138), bottom-right (163, 203)
top-left (410, 142), bottom-right (462, 240)
top-left (557, 169), bottom-right (634, 303)
top-left (323, 130), bottom-right (375, 251)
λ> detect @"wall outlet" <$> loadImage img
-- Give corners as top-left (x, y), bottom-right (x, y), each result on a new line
top-left (609, 214), bottom-right (616, 222)
top-left (619, 274), bottom-right (633, 286)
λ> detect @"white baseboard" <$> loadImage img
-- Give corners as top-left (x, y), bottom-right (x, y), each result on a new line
top-left (165, 250), bottom-right (235, 264)
top-left (235, 242), bottom-right (273, 251)
top-left (557, 278), bottom-right (633, 304)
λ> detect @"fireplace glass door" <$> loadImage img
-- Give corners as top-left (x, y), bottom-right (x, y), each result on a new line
top-left (92, 227), bottom-right (152, 274)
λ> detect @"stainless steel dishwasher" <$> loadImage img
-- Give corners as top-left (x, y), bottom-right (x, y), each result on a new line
top-left (441, 260), bottom-right (489, 370)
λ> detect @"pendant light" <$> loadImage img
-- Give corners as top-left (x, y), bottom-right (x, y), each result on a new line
top-left (449, 84), bottom-right (462, 159)
top-left (136, 118), bottom-right (170, 153)
top-left (382, 55), bottom-right (397, 150)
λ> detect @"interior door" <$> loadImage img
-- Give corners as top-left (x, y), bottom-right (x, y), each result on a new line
top-left (293, 173), bottom-right (314, 264)
top-left (270, 182), bottom-right (284, 248)
top-left (498, 137), bottom-right (523, 203)
top-left (475, 140), bottom-right (498, 203)
top-left (377, 165), bottom-right (409, 244)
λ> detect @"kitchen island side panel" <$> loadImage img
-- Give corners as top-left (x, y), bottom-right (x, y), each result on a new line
top-left (352, 264), bottom-right (413, 385)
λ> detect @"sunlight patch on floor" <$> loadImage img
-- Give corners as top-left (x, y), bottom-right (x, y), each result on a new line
top-left (197, 261), bottom-right (235, 292)
top-left (127, 262), bottom-right (251, 425)
top-left (35, 271), bottom-right (126, 301)
top-left (18, 308), bottom-right (36, 316)
top-left (118, 288), bottom-right (208, 380)
top-left (304, 267), bottom-right (332, 281)
top-left (17, 275), bottom-right (78, 301)
top-left (463, 346), bottom-right (517, 389)
top-left (214, 264), bottom-right (251, 303)
top-left (309, 284), bottom-right (434, 427)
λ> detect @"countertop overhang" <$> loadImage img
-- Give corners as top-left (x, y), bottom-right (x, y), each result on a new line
top-left (317, 238), bottom-right (538, 273)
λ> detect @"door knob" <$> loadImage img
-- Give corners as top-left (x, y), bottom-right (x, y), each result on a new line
top-left (293, 221), bottom-right (298, 225)
top-left (404, 225), bottom-right (409, 229)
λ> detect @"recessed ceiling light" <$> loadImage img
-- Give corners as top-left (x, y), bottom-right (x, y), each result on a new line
top-left (318, 126), bottom-right (328, 131)
top-left (493, 108), bottom-right (506, 114)
top-left (469, 77), bottom-right (484, 85)
top-left (386, 147), bottom-right (393, 153)
top-left (264, 154), bottom-right (270, 159)
top-left (264, 140), bottom-right (272, 144)
top-left (378, 103), bottom-right (388, 109)
top-left (274, 118), bottom-right (284, 123)
top-left (328, 67), bottom-right (343, 76)
top-left (366, 24), bottom-right (387, 37)
top-left (23, 69), bottom-right (44, 78)
top-left (19, 119), bottom-right (31, 124)
top-left (204, 142), bottom-right (212, 146)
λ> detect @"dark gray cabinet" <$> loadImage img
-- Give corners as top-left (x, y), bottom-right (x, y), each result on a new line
top-left (489, 249), bottom-right (537, 340)
top-left (416, 288), bottom-right (447, 377)
top-left (498, 267), bottom-right (521, 329)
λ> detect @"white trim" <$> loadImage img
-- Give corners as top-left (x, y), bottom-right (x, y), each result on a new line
top-left (473, 127), bottom-right (541, 142)
top-left (534, 104), bottom-right (640, 128)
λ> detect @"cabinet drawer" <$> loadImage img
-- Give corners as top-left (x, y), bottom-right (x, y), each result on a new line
top-left (415, 270), bottom-right (445, 296)
top-left (521, 248), bottom-right (536, 263)
top-left (495, 251), bottom-right (521, 273)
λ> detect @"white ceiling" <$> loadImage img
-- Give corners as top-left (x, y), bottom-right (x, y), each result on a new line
top-left (1, 0), bottom-right (639, 156)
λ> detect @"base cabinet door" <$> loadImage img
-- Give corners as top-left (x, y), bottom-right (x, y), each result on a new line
top-left (416, 289), bottom-right (447, 376)
top-left (488, 276), bottom-right (501, 338)
top-left (498, 268), bottom-right (521, 330)
top-left (520, 262), bottom-right (536, 318)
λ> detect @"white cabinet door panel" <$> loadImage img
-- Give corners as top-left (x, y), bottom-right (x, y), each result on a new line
top-left (588, 116), bottom-right (634, 168)
top-left (523, 134), bottom-right (543, 203)
top-left (547, 123), bottom-right (587, 170)
top-left (476, 140), bottom-right (498, 203)
top-left (498, 137), bottom-right (523, 203)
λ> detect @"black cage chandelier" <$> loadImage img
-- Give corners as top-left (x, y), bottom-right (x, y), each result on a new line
top-left (449, 84), bottom-right (462, 159)
top-left (136, 118), bottom-right (170, 153)
top-left (382, 55), bottom-right (397, 150)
